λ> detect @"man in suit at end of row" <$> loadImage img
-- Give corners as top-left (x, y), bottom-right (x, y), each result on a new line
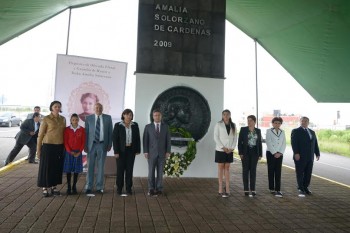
top-left (291, 116), bottom-right (320, 197)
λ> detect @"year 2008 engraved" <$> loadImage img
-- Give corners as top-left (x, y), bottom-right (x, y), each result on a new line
top-left (153, 40), bottom-right (172, 47)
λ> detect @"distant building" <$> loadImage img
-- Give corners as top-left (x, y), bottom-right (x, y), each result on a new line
top-left (260, 114), bottom-right (301, 128)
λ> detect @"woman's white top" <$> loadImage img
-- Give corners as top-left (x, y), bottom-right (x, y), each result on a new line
top-left (265, 128), bottom-right (286, 155)
top-left (214, 121), bottom-right (237, 151)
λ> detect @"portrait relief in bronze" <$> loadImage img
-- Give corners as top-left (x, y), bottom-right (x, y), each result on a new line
top-left (151, 86), bottom-right (211, 141)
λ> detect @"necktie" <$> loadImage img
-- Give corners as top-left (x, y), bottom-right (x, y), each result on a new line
top-left (95, 116), bottom-right (101, 142)
top-left (156, 123), bottom-right (160, 134)
top-left (305, 128), bottom-right (311, 139)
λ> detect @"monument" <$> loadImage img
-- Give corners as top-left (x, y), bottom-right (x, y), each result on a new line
top-left (134, 0), bottom-right (226, 177)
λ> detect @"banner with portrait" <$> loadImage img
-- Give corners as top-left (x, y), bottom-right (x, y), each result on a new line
top-left (55, 54), bottom-right (127, 168)
top-left (55, 54), bottom-right (127, 124)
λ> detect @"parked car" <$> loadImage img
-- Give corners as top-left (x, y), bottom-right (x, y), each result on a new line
top-left (0, 112), bottom-right (22, 127)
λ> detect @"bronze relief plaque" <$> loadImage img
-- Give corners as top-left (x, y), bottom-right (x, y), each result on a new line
top-left (150, 86), bottom-right (211, 141)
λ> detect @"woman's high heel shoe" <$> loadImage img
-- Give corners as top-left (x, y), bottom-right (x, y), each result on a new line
top-left (51, 187), bottom-right (61, 196)
top-left (42, 188), bottom-right (50, 197)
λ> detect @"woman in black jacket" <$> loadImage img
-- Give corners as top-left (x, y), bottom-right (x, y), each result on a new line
top-left (238, 115), bottom-right (263, 197)
top-left (113, 109), bottom-right (141, 195)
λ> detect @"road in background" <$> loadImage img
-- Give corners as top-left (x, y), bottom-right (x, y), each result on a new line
top-left (263, 144), bottom-right (350, 186)
top-left (1, 127), bottom-right (350, 186)
top-left (0, 127), bottom-right (27, 168)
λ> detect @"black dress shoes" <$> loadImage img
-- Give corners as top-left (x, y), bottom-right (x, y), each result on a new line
top-left (298, 189), bottom-right (306, 197)
top-left (275, 191), bottom-right (283, 198)
top-left (148, 189), bottom-right (157, 197)
top-left (72, 186), bottom-right (77, 195)
top-left (29, 161), bottom-right (38, 164)
top-left (86, 189), bottom-right (95, 197)
top-left (305, 188), bottom-right (312, 195)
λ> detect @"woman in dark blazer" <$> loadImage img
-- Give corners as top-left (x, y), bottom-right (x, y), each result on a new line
top-left (113, 109), bottom-right (141, 196)
top-left (238, 115), bottom-right (263, 197)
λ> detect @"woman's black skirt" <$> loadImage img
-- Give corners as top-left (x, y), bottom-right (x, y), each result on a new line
top-left (37, 143), bottom-right (64, 187)
top-left (215, 150), bottom-right (234, 163)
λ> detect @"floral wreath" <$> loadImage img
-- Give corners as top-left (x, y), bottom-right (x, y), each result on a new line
top-left (164, 127), bottom-right (197, 177)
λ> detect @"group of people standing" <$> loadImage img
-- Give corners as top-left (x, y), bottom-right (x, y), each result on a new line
top-left (214, 110), bottom-right (320, 198)
top-left (6, 101), bottom-right (319, 199)
top-left (35, 100), bottom-right (171, 197)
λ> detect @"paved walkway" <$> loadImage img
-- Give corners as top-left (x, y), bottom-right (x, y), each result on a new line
top-left (0, 160), bottom-right (350, 233)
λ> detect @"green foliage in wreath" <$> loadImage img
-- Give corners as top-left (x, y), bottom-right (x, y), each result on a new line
top-left (164, 127), bottom-right (197, 177)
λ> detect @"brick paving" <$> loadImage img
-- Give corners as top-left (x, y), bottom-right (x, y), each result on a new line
top-left (1, 160), bottom-right (350, 233)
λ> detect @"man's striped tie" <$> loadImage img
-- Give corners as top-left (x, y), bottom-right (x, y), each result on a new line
top-left (95, 115), bottom-right (101, 142)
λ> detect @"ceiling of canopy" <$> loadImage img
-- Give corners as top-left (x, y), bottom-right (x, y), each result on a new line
top-left (1, 0), bottom-right (349, 102)
top-left (226, 0), bottom-right (350, 102)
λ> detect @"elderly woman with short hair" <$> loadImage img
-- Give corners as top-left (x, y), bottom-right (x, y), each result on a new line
top-left (266, 117), bottom-right (286, 197)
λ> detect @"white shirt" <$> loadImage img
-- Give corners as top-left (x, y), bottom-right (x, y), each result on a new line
top-left (121, 121), bottom-right (134, 144)
top-left (95, 114), bottom-right (104, 141)
top-left (266, 128), bottom-right (286, 155)
top-left (214, 121), bottom-right (237, 151)
top-left (34, 122), bottom-right (39, 132)
top-left (154, 122), bottom-right (161, 132)
top-left (69, 124), bottom-right (81, 132)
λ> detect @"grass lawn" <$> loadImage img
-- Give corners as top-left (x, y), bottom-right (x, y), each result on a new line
top-left (318, 141), bottom-right (350, 157)
top-left (283, 128), bottom-right (350, 157)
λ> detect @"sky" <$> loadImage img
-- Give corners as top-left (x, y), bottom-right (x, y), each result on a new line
top-left (0, 0), bottom-right (349, 128)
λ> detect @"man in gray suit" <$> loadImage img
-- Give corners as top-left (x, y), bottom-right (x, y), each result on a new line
top-left (143, 109), bottom-right (171, 196)
top-left (5, 112), bottom-right (40, 165)
top-left (84, 103), bottom-right (113, 195)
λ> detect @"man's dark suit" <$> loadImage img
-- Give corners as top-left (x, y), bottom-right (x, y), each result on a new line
top-left (5, 118), bottom-right (39, 165)
top-left (113, 122), bottom-right (141, 193)
top-left (143, 122), bottom-right (171, 192)
top-left (291, 126), bottom-right (320, 192)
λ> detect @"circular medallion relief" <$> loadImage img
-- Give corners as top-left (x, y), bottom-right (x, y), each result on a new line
top-left (150, 86), bottom-right (211, 141)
